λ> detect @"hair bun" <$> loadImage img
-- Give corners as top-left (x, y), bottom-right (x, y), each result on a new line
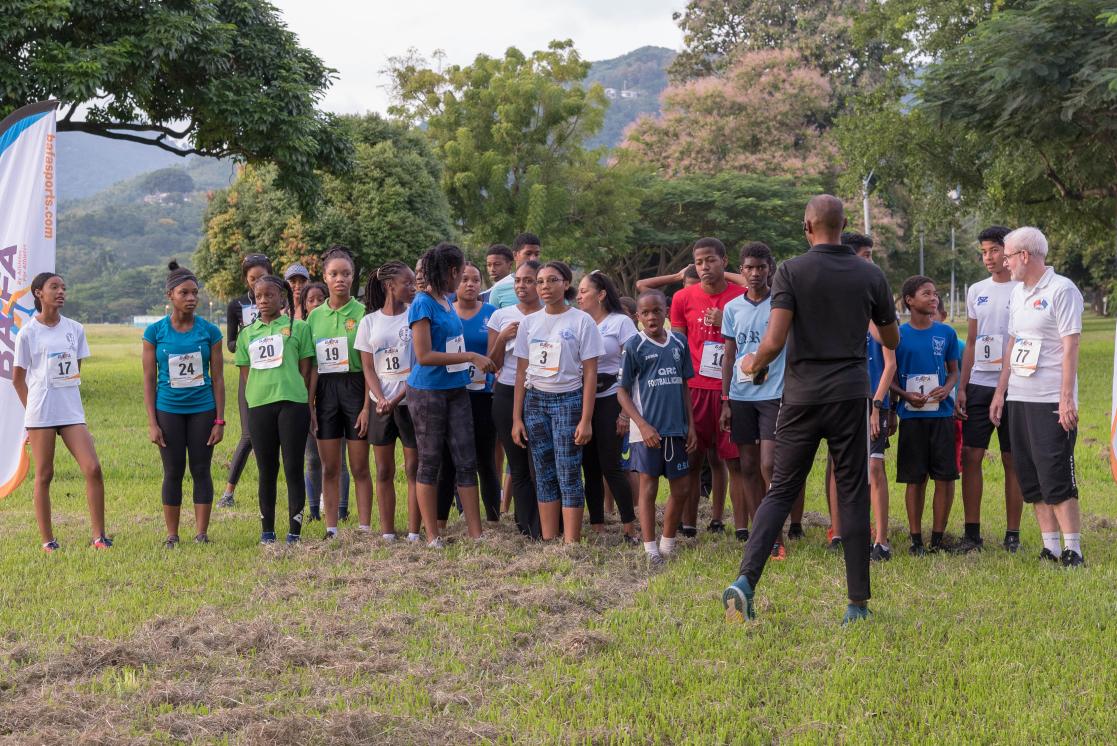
top-left (168, 260), bottom-right (180, 271)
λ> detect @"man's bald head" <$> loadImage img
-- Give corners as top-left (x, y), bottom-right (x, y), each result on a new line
top-left (803, 194), bottom-right (847, 246)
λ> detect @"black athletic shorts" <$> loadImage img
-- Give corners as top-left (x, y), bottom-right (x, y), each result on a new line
top-left (367, 403), bottom-right (417, 448)
top-left (896, 417), bottom-right (959, 483)
top-left (961, 384), bottom-right (1011, 453)
top-left (314, 372), bottom-right (366, 441)
top-left (869, 408), bottom-right (890, 459)
top-left (1007, 401), bottom-right (1077, 505)
top-left (729, 399), bottom-right (780, 444)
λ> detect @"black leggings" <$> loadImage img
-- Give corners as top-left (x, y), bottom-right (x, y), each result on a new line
top-left (226, 375), bottom-right (253, 487)
top-left (437, 391), bottom-right (501, 522)
top-left (491, 382), bottom-right (540, 538)
top-left (583, 393), bottom-right (636, 524)
top-left (247, 400), bottom-right (310, 536)
top-left (157, 409), bottom-right (216, 506)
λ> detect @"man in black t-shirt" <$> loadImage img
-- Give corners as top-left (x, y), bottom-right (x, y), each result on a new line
top-left (722, 195), bottom-right (899, 625)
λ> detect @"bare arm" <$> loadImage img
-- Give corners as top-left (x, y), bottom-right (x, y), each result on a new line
top-left (574, 357), bottom-right (598, 446)
top-left (873, 344), bottom-right (896, 405)
top-left (742, 308), bottom-right (792, 374)
top-left (1059, 333), bottom-right (1080, 431)
top-left (719, 336), bottom-right (737, 433)
top-left (12, 366), bottom-right (27, 408)
top-left (208, 342), bottom-right (226, 446)
top-left (636, 267), bottom-right (688, 294)
top-left (412, 318), bottom-right (494, 371)
top-left (989, 335), bottom-right (1014, 427)
top-left (876, 320), bottom-right (900, 350)
top-left (511, 357), bottom-right (529, 447)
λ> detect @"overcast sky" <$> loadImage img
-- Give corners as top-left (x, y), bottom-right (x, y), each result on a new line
top-left (270, 0), bottom-right (684, 115)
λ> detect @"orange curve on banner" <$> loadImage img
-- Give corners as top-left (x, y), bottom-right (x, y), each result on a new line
top-left (1111, 410), bottom-right (1117, 486)
top-left (0, 440), bottom-right (29, 499)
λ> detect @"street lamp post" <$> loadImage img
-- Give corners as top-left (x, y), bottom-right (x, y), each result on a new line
top-left (947, 186), bottom-right (962, 321)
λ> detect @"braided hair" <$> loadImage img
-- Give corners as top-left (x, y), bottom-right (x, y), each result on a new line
top-left (254, 275), bottom-right (295, 333)
top-left (582, 270), bottom-right (624, 315)
top-left (300, 281), bottom-right (328, 320)
top-left (241, 253), bottom-right (274, 303)
top-left (422, 242), bottom-right (464, 298)
top-left (363, 260), bottom-right (411, 313)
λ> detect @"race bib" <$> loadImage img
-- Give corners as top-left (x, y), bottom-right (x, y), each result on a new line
top-left (169, 351), bottom-right (204, 389)
top-left (905, 373), bottom-right (939, 412)
top-left (1010, 338), bottom-right (1040, 377)
top-left (973, 334), bottom-right (1003, 372)
top-left (48, 351), bottom-right (80, 388)
top-left (249, 334), bottom-right (284, 370)
top-left (315, 337), bottom-right (348, 374)
top-left (528, 340), bottom-right (561, 378)
top-left (466, 362), bottom-right (488, 391)
top-left (734, 355), bottom-right (753, 384)
top-left (241, 304), bottom-right (259, 327)
top-left (445, 335), bottom-right (469, 373)
top-left (374, 346), bottom-right (409, 379)
top-left (699, 341), bottom-right (725, 378)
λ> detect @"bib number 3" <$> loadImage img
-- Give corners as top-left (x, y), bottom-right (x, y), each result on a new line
top-left (528, 340), bottom-right (561, 378)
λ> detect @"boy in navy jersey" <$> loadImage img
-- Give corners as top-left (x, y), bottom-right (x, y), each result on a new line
top-left (618, 290), bottom-right (698, 566)
top-left (890, 276), bottom-right (961, 554)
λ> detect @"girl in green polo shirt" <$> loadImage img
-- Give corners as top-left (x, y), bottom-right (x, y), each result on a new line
top-left (236, 275), bottom-right (316, 544)
top-left (306, 246), bottom-right (374, 538)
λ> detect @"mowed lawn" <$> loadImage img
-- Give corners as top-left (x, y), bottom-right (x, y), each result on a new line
top-left (1, 317), bottom-right (1115, 743)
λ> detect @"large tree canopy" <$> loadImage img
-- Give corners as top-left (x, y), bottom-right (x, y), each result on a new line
top-left (0, 0), bottom-right (352, 208)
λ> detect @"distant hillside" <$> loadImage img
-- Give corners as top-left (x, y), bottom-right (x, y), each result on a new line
top-left (585, 46), bottom-right (676, 150)
top-left (56, 132), bottom-right (195, 204)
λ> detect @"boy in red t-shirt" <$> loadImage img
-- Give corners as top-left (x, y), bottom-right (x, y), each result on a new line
top-left (669, 238), bottom-right (746, 537)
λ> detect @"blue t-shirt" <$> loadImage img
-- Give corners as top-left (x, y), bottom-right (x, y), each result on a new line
top-left (143, 316), bottom-right (223, 414)
top-left (407, 291), bottom-right (470, 390)
top-left (867, 333), bottom-right (885, 396)
top-left (721, 294), bottom-right (785, 401)
top-left (895, 321), bottom-right (961, 419)
top-left (460, 303), bottom-right (496, 393)
top-left (619, 331), bottom-right (694, 441)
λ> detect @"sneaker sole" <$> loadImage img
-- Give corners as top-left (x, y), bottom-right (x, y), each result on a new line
top-left (722, 586), bottom-right (755, 623)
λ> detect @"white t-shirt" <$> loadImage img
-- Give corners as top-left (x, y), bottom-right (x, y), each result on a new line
top-left (594, 312), bottom-right (638, 398)
top-left (1006, 267), bottom-right (1083, 404)
top-left (966, 276), bottom-right (1018, 388)
top-left (14, 316), bottom-right (91, 428)
top-left (354, 309), bottom-right (412, 402)
top-left (513, 306), bottom-right (605, 393)
top-left (487, 305), bottom-right (529, 387)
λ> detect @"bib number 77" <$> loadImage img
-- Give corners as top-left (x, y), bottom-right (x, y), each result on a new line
top-left (1010, 338), bottom-right (1040, 377)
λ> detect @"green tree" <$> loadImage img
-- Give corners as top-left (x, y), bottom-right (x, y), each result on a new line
top-left (1, 0), bottom-right (352, 208)
top-left (195, 114), bottom-right (452, 298)
top-left (141, 168), bottom-right (195, 195)
top-left (386, 41), bottom-right (630, 253)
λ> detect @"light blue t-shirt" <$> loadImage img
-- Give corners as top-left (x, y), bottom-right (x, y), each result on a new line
top-left (143, 316), bottom-right (223, 414)
top-left (895, 321), bottom-right (961, 420)
top-left (619, 331), bottom-right (694, 441)
top-left (488, 274), bottom-right (517, 309)
top-left (460, 303), bottom-right (496, 393)
top-left (407, 291), bottom-right (470, 390)
top-left (721, 294), bottom-right (785, 401)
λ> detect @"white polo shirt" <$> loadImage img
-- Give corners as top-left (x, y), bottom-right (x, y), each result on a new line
top-left (1006, 267), bottom-right (1082, 404)
top-left (966, 276), bottom-right (1018, 388)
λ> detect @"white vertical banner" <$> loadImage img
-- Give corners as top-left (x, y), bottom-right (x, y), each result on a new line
top-left (0, 101), bottom-right (57, 499)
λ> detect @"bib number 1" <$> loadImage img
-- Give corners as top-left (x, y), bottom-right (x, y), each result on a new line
top-left (905, 373), bottom-right (939, 412)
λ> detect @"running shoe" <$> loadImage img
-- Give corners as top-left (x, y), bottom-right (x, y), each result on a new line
top-left (42, 540), bottom-right (60, 553)
top-left (707, 520), bottom-right (725, 534)
top-left (842, 604), bottom-right (872, 626)
top-left (194, 533), bottom-right (210, 544)
top-left (827, 537), bottom-right (844, 553)
top-left (722, 576), bottom-right (755, 623)
top-left (1059, 548), bottom-right (1084, 568)
top-left (646, 552), bottom-right (666, 569)
top-left (260, 531), bottom-right (276, 544)
top-left (91, 535), bottom-right (113, 549)
top-left (428, 537), bottom-right (446, 549)
top-left (908, 543), bottom-right (927, 557)
top-left (286, 533), bottom-right (301, 545)
top-left (1038, 548), bottom-right (1059, 563)
top-left (1003, 534), bottom-right (1020, 554)
top-left (735, 528), bottom-right (749, 542)
top-left (339, 509), bottom-right (350, 522)
top-left (955, 536), bottom-right (984, 554)
top-left (870, 543), bottom-right (892, 562)
top-left (680, 525), bottom-right (698, 539)
top-left (164, 535), bottom-right (180, 550)
top-left (307, 510), bottom-right (321, 522)
top-left (622, 534), bottom-right (640, 547)
top-left (770, 542), bottom-right (787, 561)
top-left (217, 493), bottom-right (235, 508)
top-left (787, 524), bottom-right (805, 541)
top-left (323, 530), bottom-right (337, 540)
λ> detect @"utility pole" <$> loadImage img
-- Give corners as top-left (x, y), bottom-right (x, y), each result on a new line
top-left (919, 231), bottom-right (925, 276)
top-left (862, 170), bottom-right (874, 236)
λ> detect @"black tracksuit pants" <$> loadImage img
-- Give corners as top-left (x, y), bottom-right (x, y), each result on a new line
top-left (247, 400), bottom-right (311, 536)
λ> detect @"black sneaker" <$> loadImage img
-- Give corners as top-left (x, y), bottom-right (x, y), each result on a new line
top-left (827, 537), bottom-right (843, 554)
top-left (217, 493), bottom-right (234, 508)
top-left (680, 525), bottom-right (698, 539)
top-left (871, 543), bottom-right (892, 562)
top-left (307, 510), bottom-right (321, 522)
top-left (1059, 548), bottom-right (1084, 568)
top-left (1038, 548), bottom-right (1059, 563)
top-left (339, 509), bottom-right (350, 523)
top-left (909, 543), bottom-right (927, 557)
top-left (955, 536), bottom-right (984, 554)
top-left (707, 520), bottom-right (725, 534)
top-left (1003, 534), bottom-right (1021, 553)
top-left (286, 533), bottom-right (301, 545)
top-left (622, 533), bottom-right (640, 547)
top-left (164, 535), bottom-right (180, 550)
top-left (194, 533), bottom-right (210, 544)
top-left (323, 530), bottom-right (338, 540)
top-left (735, 528), bottom-right (749, 542)
top-left (787, 524), bottom-right (805, 540)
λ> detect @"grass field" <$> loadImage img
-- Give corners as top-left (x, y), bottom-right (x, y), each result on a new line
top-left (1, 317), bottom-right (1115, 743)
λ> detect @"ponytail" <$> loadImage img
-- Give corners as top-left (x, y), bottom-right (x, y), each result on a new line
top-left (363, 260), bottom-right (410, 313)
top-left (583, 270), bottom-right (624, 315)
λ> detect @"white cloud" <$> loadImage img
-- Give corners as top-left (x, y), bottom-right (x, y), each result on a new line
top-left (269, 0), bottom-right (683, 115)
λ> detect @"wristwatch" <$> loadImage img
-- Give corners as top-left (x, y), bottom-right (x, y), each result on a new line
top-left (872, 399), bottom-right (888, 411)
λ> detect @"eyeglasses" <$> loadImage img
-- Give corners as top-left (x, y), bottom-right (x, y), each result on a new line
top-left (1004, 250), bottom-right (1025, 259)
top-left (536, 278), bottom-right (565, 286)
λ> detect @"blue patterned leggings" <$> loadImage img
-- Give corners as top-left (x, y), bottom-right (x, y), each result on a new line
top-left (525, 389), bottom-right (585, 508)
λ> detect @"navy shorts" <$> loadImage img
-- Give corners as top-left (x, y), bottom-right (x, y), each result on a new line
top-left (631, 437), bottom-right (690, 480)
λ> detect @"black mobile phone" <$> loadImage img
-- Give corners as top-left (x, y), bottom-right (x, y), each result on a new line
top-left (752, 365), bottom-right (769, 385)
